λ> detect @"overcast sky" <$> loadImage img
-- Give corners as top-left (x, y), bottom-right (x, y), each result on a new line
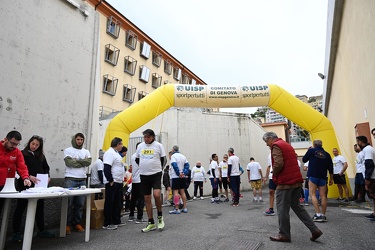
top-left (107, 0), bottom-right (328, 113)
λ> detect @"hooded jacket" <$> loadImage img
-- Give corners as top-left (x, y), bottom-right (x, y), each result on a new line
top-left (64, 134), bottom-right (92, 179)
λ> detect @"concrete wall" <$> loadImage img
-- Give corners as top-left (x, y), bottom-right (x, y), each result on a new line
top-left (99, 108), bottom-right (270, 195)
top-left (0, 0), bottom-right (101, 178)
top-left (325, 0), bottom-right (375, 179)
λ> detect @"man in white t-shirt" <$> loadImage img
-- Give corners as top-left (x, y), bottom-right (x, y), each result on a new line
top-left (103, 137), bottom-right (126, 230)
top-left (136, 129), bottom-right (167, 232)
top-left (64, 133), bottom-right (92, 234)
top-left (352, 144), bottom-right (366, 203)
top-left (332, 148), bottom-right (349, 202)
top-left (227, 147), bottom-right (241, 207)
top-left (356, 135), bottom-right (375, 220)
top-left (247, 157), bottom-right (264, 203)
top-left (90, 149), bottom-right (105, 189)
top-left (169, 145), bottom-right (190, 214)
top-left (218, 154), bottom-right (230, 202)
top-left (209, 154), bottom-right (220, 203)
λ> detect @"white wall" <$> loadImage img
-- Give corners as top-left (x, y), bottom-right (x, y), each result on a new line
top-left (99, 108), bottom-right (270, 195)
top-left (0, 0), bottom-right (100, 178)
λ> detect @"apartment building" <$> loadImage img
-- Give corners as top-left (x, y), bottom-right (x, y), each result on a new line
top-left (85, 0), bottom-right (206, 119)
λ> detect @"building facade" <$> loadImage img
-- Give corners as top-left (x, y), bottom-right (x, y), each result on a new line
top-left (86, 0), bottom-right (206, 120)
top-left (323, 0), bottom-right (375, 181)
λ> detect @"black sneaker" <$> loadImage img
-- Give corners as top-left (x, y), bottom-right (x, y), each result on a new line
top-left (365, 213), bottom-right (375, 219)
top-left (12, 232), bottom-right (22, 242)
top-left (36, 230), bottom-right (55, 238)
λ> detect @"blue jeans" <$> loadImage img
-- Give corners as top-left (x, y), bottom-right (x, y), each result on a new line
top-left (64, 178), bottom-right (86, 227)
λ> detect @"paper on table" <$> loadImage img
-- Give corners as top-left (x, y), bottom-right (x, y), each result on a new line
top-left (34, 174), bottom-right (48, 188)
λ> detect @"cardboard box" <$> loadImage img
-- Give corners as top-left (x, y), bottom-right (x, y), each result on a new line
top-left (90, 188), bottom-right (105, 207)
top-left (90, 199), bottom-right (104, 229)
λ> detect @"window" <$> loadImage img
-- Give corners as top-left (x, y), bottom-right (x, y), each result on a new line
top-left (139, 65), bottom-right (150, 83)
top-left (191, 79), bottom-right (196, 85)
top-left (125, 30), bottom-right (137, 50)
top-left (152, 51), bottom-right (162, 67)
top-left (152, 73), bottom-right (162, 89)
top-left (106, 16), bottom-right (121, 39)
top-left (124, 56), bottom-right (137, 75)
top-left (164, 60), bottom-right (172, 75)
top-left (181, 73), bottom-right (190, 84)
top-left (104, 44), bottom-right (120, 66)
top-left (102, 74), bottom-right (118, 96)
top-left (173, 67), bottom-right (181, 81)
top-left (138, 91), bottom-right (147, 101)
top-left (123, 84), bottom-right (136, 103)
top-left (140, 41), bottom-right (151, 59)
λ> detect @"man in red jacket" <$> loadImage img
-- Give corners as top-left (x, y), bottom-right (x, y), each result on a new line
top-left (262, 132), bottom-right (322, 243)
top-left (0, 130), bottom-right (31, 190)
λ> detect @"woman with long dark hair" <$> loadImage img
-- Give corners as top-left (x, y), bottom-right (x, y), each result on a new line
top-left (12, 135), bottom-right (55, 242)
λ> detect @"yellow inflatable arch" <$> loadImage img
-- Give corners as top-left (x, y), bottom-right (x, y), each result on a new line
top-left (103, 84), bottom-right (342, 197)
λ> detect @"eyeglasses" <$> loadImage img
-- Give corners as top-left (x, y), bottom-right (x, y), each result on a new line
top-left (8, 141), bottom-right (20, 146)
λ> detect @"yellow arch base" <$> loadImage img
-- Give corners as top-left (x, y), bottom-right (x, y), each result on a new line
top-left (103, 84), bottom-right (348, 198)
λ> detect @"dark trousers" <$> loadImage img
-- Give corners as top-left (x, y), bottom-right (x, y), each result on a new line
top-left (104, 182), bottom-right (123, 226)
top-left (276, 187), bottom-right (318, 239)
top-left (210, 178), bottom-right (218, 198)
top-left (194, 181), bottom-right (204, 197)
top-left (129, 183), bottom-right (144, 220)
top-left (230, 176), bottom-right (241, 203)
top-left (13, 199), bottom-right (45, 233)
top-left (354, 173), bottom-right (366, 200)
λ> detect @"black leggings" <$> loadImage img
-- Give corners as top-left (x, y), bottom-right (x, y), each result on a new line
top-left (194, 181), bottom-right (204, 197)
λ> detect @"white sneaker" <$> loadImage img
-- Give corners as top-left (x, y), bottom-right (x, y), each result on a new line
top-left (258, 198), bottom-right (264, 202)
top-left (193, 196), bottom-right (197, 200)
top-left (102, 225), bottom-right (117, 230)
top-left (200, 197), bottom-right (204, 200)
top-left (252, 198), bottom-right (258, 203)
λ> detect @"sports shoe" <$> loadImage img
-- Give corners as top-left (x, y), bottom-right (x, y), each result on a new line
top-left (12, 232), bottom-right (22, 242)
top-left (158, 216), bottom-right (165, 231)
top-left (128, 216), bottom-right (135, 222)
top-left (116, 222), bottom-right (126, 227)
top-left (365, 213), bottom-right (375, 219)
top-left (252, 198), bottom-right (258, 203)
top-left (36, 230), bottom-right (55, 238)
top-left (73, 224), bottom-right (85, 232)
top-left (313, 214), bottom-right (324, 222)
top-left (135, 218), bottom-right (146, 224)
top-left (181, 208), bottom-right (188, 213)
top-left (304, 202), bottom-right (309, 206)
top-left (200, 197), bottom-right (204, 200)
top-left (224, 198), bottom-right (229, 202)
top-left (322, 216), bottom-right (327, 222)
top-left (141, 222), bottom-right (156, 232)
top-left (169, 208), bottom-right (181, 214)
top-left (258, 198), bottom-right (264, 203)
top-left (193, 196), bottom-right (197, 200)
top-left (65, 226), bottom-right (71, 235)
top-left (220, 194), bottom-right (226, 198)
top-left (263, 209), bottom-right (275, 216)
top-left (102, 225), bottom-right (117, 230)
top-left (232, 202), bottom-right (239, 207)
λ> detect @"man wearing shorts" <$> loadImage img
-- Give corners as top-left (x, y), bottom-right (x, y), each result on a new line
top-left (302, 140), bottom-right (333, 222)
top-left (136, 129), bottom-right (167, 232)
top-left (218, 154), bottom-right (230, 202)
top-left (263, 153), bottom-right (276, 215)
top-left (169, 145), bottom-right (190, 214)
top-left (332, 148), bottom-right (349, 202)
top-left (247, 157), bottom-right (264, 202)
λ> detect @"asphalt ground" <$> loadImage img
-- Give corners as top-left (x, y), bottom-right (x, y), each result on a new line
top-left (4, 190), bottom-right (375, 250)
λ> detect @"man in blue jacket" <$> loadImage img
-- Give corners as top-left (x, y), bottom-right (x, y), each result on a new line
top-left (302, 140), bottom-right (333, 223)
